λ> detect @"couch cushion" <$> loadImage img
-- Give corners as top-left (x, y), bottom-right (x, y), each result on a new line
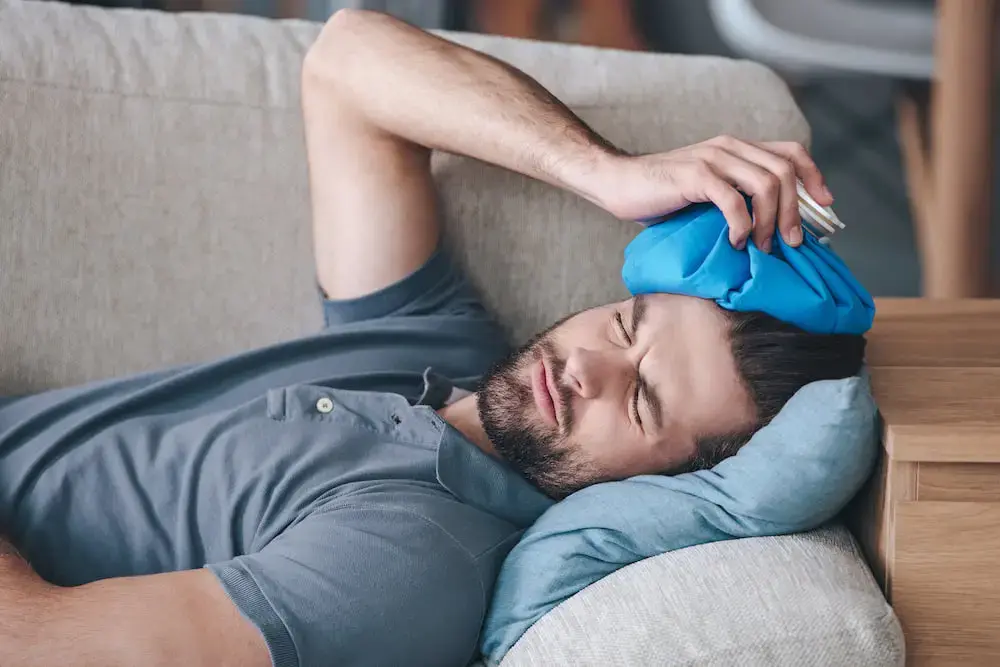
top-left (0, 0), bottom-right (809, 393)
top-left (498, 525), bottom-right (904, 667)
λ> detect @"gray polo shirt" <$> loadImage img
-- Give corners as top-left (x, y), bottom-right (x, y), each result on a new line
top-left (0, 249), bottom-right (554, 667)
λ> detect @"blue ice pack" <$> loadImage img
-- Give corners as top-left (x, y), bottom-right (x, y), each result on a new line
top-left (622, 203), bottom-right (875, 334)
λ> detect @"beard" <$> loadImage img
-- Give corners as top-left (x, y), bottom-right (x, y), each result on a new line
top-left (477, 322), bottom-right (598, 500)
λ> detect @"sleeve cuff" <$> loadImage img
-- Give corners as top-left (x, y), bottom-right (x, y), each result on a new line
top-left (319, 247), bottom-right (454, 327)
top-left (207, 561), bottom-right (298, 667)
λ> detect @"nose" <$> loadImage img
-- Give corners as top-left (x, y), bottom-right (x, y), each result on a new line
top-left (562, 347), bottom-right (630, 400)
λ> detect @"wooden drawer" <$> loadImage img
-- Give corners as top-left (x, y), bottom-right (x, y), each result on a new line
top-left (917, 463), bottom-right (1000, 502)
top-left (893, 502), bottom-right (1000, 666)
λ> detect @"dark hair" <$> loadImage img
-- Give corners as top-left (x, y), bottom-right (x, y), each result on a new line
top-left (687, 310), bottom-right (867, 471)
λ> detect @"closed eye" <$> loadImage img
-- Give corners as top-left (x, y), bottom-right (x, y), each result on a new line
top-left (614, 311), bottom-right (632, 346)
top-left (615, 312), bottom-right (644, 427)
top-left (634, 378), bottom-right (649, 428)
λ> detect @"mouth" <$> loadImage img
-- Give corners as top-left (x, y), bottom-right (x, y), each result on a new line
top-left (531, 355), bottom-right (561, 429)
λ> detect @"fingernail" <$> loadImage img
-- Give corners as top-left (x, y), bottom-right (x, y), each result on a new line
top-left (760, 238), bottom-right (771, 253)
top-left (822, 184), bottom-right (834, 201)
top-left (736, 238), bottom-right (747, 251)
top-left (788, 226), bottom-right (803, 246)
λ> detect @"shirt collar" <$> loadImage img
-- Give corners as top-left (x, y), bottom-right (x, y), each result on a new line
top-left (416, 368), bottom-right (555, 529)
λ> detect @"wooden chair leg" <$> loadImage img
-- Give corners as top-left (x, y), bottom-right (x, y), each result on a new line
top-left (574, 0), bottom-right (645, 51)
top-left (277, 0), bottom-right (307, 18)
top-left (923, 0), bottom-right (997, 297)
top-left (896, 88), bottom-right (932, 257)
top-left (473, 0), bottom-right (546, 40)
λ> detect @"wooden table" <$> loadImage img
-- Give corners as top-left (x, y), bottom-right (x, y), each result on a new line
top-left (851, 298), bottom-right (1000, 666)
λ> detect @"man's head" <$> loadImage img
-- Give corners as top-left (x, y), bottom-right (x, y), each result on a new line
top-left (477, 294), bottom-right (866, 499)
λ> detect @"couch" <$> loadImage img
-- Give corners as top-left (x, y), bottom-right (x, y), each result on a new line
top-left (0, 0), bottom-right (904, 664)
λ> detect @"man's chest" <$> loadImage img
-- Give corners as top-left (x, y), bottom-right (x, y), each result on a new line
top-left (2, 385), bottom-right (450, 586)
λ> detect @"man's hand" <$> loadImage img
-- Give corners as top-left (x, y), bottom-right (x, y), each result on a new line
top-left (587, 135), bottom-right (834, 253)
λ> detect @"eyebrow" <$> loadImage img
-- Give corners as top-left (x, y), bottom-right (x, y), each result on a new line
top-left (631, 295), bottom-right (665, 430)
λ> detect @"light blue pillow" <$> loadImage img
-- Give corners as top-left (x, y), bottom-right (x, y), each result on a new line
top-left (480, 373), bottom-right (878, 665)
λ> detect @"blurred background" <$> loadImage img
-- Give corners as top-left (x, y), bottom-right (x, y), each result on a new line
top-left (60, 0), bottom-right (998, 299)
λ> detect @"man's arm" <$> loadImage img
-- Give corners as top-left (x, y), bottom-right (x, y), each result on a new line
top-left (0, 540), bottom-right (268, 667)
top-left (302, 9), bottom-right (832, 302)
top-left (301, 8), bottom-right (619, 301)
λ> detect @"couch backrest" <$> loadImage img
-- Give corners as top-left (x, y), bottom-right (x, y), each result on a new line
top-left (0, 0), bottom-right (808, 394)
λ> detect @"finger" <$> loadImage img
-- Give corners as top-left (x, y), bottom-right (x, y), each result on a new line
top-left (699, 168), bottom-right (752, 249)
top-left (694, 146), bottom-right (779, 252)
top-left (760, 140), bottom-right (832, 206)
top-left (707, 138), bottom-right (801, 247)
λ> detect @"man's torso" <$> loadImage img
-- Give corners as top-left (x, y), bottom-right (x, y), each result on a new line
top-left (0, 250), bottom-right (552, 666)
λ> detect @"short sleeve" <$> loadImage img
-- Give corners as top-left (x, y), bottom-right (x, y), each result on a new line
top-left (320, 247), bottom-right (491, 327)
top-left (206, 505), bottom-right (486, 667)
top-left (315, 247), bottom-right (510, 392)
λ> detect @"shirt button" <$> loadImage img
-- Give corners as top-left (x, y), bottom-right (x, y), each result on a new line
top-left (316, 397), bottom-right (334, 414)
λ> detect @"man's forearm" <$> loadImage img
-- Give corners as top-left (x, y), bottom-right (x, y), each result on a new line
top-left (0, 535), bottom-right (60, 661)
top-left (303, 9), bottom-right (622, 208)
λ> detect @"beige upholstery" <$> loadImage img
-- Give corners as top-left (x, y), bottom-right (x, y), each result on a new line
top-left (0, 0), bottom-right (808, 394)
top-left (2, 3), bottom-right (903, 666)
top-left (499, 526), bottom-right (904, 667)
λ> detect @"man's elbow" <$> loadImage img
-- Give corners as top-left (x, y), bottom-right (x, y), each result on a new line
top-left (302, 8), bottom-right (382, 92)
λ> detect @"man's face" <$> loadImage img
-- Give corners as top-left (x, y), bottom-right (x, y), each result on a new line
top-left (478, 293), bottom-right (757, 498)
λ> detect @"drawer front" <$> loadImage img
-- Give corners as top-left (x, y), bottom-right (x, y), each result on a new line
top-left (893, 501), bottom-right (1000, 665)
top-left (918, 463), bottom-right (1000, 502)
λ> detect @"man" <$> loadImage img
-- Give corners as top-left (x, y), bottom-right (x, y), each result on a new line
top-left (0, 9), bottom-right (864, 667)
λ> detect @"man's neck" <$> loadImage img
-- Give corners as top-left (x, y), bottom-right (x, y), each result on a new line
top-left (437, 393), bottom-right (497, 458)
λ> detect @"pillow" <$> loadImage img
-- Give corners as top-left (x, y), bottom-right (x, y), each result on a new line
top-left (622, 202), bottom-right (875, 335)
top-left (480, 373), bottom-right (878, 665)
